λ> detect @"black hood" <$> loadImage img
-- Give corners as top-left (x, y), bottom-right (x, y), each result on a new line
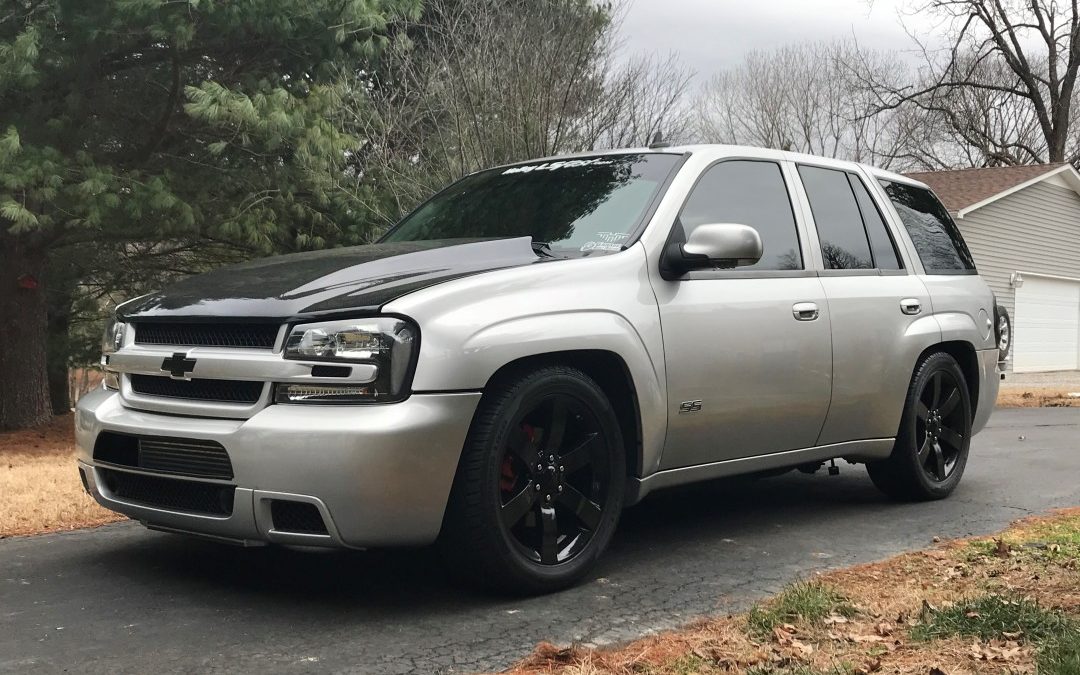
top-left (118, 238), bottom-right (544, 321)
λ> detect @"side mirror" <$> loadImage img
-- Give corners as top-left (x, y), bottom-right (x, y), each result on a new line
top-left (662, 223), bottom-right (763, 277)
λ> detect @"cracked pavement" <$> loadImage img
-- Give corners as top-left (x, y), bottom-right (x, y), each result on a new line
top-left (2, 407), bottom-right (1078, 674)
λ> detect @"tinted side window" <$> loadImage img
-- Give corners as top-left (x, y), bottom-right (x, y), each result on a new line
top-left (678, 160), bottom-right (802, 271)
top-left (848, 175), bottom-right (901, 270)
top-left (880, 181), bottom-right (976, 273)
top-left (797, 166), bottom-right (873, 270)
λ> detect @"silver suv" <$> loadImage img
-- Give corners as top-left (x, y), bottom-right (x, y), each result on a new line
top-left (77, 146), bottom-right (1004, 593)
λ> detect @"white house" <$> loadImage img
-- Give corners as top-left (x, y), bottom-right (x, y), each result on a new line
top-left (907, 164), bottom-right (1080, 373)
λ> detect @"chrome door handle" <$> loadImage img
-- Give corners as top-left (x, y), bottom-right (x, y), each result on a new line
top-left (792, 302), bottom-right (819, 321)
top-left (900, 298), bottom-right (922, 315)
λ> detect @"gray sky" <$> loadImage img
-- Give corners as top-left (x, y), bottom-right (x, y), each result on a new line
top-left (619, 0), bottom-right (929, 81)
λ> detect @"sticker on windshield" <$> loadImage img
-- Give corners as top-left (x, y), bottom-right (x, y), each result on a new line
top-left (580, 241), bottom-right (623, 252)
top-left (580, 232), bottom-right (629, 253)
top-left (502, 158), bottom-right (614, 175)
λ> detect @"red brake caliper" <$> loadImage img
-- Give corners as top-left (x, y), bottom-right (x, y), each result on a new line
top-left (501, 423), bottom-right (536, 492)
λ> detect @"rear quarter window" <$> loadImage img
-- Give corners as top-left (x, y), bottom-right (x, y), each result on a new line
top-left (880, 181), bottom-right (976, 274)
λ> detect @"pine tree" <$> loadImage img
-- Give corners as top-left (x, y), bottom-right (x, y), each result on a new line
top-left (0, 0), bottom-right (418, 429)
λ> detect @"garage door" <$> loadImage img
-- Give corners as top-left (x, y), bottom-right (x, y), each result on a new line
top-left (1014, 276), bottom-right (1080, 372)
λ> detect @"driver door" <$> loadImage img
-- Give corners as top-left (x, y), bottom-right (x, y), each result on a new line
top-left (652, 159), bottom-right (833, 470)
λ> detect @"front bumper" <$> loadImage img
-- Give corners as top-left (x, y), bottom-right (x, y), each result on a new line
top-left (74, 388), bottom-right (481, 548)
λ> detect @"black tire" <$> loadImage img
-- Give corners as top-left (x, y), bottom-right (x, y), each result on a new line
top-left (867, 351), bottom-right (973, 501)
top-left (439, 365), bottom-right (625, 595)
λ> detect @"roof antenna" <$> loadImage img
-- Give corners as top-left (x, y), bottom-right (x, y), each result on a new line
top-left (648, 131), bottom-right (671, 149)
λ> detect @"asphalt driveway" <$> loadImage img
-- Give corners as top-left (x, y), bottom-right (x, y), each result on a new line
top-left (2, 407), bottom-right (1078, 674)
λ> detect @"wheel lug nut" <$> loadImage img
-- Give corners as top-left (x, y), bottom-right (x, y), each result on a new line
top-left (557, 485), bottom-right (563, 492)
top-left (535, 483), bottom-right (541, 491)
top-left (559, 466), bottom-right (564, 472)
top-left (536, 463), bottom-right (543, 471)
top-left (545, 494), bottom-right (552, 502)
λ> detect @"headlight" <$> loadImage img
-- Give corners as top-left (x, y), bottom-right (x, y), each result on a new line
top-left (278, 317), bottom-right (418, 404)
top-left (100, 313), bottom-right (126, 390)
top-left (101, 314), bottom-right (127, 356)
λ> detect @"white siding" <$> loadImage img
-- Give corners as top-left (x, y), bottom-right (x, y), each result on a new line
top-left (955, 182), bottom-right (1080, 369)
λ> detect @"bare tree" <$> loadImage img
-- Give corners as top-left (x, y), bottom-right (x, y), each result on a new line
top-left (695, 41), bottom-right (918, 168)
top-left (871, 0), bottom-right (1080, 166)
top-left (339, 0), bottom-right (694, 225)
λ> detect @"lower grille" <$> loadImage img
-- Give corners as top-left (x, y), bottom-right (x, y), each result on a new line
top-left (130, 374), bottom-right (263, 404)
top-left (99, 469), bottom-right (235, 516)
top-left (94, 432), bottom-right (233, 480)
top-left (270, 500), bottom-right (328, 535)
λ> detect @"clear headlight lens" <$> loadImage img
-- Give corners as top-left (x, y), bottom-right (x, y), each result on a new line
top-left (279, 317), bottom-right (418, 404)
top-left (101, 314), bottom-right (127, 356)
top-left (100, 313), bottom-right (126, 390)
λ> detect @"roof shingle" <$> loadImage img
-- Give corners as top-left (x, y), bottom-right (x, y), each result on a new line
top-left (905, 164), bottom-right (1065, 212)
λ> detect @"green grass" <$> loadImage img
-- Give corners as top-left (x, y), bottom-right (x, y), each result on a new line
top-left (746, 581), bottom-right (855, 638)
top-left (965, 517), bottom-right (1080, 565)
top-left (1038, 629), bottom-right (1080, 675)
top-left (913, 594), bottom-right (1073, 643)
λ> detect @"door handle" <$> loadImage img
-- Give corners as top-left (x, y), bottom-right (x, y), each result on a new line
top-left (900, 298), bottom-right (922, 315)
top-left (792, 302), bottom-right (819, 321)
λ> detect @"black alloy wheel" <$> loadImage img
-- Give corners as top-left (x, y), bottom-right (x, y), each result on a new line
top-left (915, 370), bottom-right (966, 482)
top-left (498, 395), bottom-right (611, 565)
top-left (867, 351), bottom-right (973, 501)
top-left (440, 365), bottom-right (625, 594)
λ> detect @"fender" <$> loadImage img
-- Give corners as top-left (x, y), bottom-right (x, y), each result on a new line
top-left (416, 310), bottom-right (668, 478)
top-left (384, 248), bottom-right (670, 477)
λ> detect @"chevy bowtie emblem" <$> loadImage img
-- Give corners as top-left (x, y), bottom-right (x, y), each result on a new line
top-left (161, 352), bottom-right (197, 380)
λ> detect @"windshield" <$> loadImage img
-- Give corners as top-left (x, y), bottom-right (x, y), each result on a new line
top-left (381, 153), bottom-right (681, 255)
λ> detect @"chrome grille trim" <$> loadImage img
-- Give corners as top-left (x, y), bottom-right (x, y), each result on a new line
top-left (109, 341), bottom-right (378, 419)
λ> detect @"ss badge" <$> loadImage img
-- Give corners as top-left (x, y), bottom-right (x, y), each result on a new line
top-left (678, 400), bottom-right (703, 414)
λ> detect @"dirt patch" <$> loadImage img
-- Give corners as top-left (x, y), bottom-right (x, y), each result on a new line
top-left (997, 387), bottom-right (1080, 408)
top-left (507, 509), bottom-right (1080, 675)
top-left (0, 414), bottom-right (124, 538)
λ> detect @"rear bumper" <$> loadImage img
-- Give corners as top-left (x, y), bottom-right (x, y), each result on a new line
top-left (973, 347), bottom-right (1000, 435)
top-left (74, 388), bottom-right (481, 548)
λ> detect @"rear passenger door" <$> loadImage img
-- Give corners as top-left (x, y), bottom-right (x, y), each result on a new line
top-left (792, 163), bottom-right (932, 445)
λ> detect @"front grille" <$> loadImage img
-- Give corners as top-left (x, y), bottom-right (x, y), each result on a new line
top-left (133, 322), bottom-right (279, 349)
top-left (99, 468), bottom-right (235, 516)
top-left (271, 500), bottom-right (329, 535)
top-left (130, 374), bottom-right (263, 404)
top-left (94, 432), bottom-right (233, 480)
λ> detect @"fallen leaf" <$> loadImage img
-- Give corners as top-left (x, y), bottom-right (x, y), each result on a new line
top-left (1002, 630), bottom-right (1023, 639)
top-left (789, 638), bottom-right (813, 656)
top-left (965, 611), bottom-right (981, 619)
top-left (824, 614), bottom-right (849, 625)
top-left (851, 634), bottom-right (886, 643)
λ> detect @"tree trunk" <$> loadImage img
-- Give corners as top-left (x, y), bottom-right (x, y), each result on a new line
top-left (0, 235), bottom-right (52, 430)
top-left (46, 283), bottom-right (74, 414)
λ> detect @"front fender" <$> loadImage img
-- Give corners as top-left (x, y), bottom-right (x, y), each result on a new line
top-left (413, 310), bottom-right (667, 476)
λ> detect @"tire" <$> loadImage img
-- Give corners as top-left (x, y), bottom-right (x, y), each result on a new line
top-left (439, 365), bottom-right (626, 595)
top-left (867, 351), bottom-right (973, 501)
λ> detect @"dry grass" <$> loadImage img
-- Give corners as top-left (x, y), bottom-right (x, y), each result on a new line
top-left (0, 414), bottom-right (124, 538)
top-left (507, 509), bottom-right (1080, 675)
top-left (997, 387), bottom-right (1080, 408)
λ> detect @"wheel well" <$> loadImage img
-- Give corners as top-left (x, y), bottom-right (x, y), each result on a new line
top-left (923, 341), bottom-right (980, 416)
top-left (484, 351), bottom-right (644, 478)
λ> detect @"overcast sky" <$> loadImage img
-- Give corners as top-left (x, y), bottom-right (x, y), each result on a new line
top-left (619, 0), bottom-right (931, 81)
